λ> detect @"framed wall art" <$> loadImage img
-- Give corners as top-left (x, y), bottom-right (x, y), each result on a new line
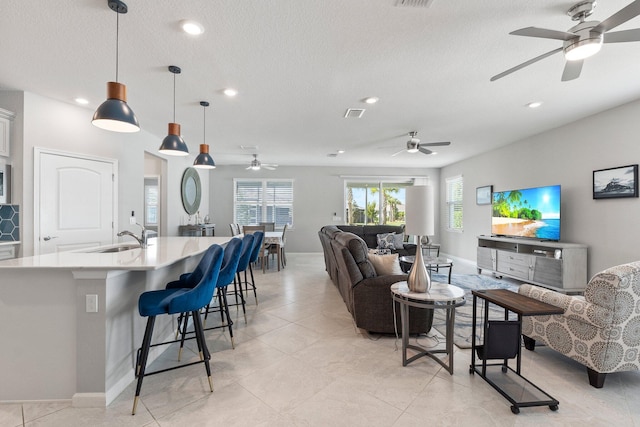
top-left (476, 185), bottom-right (493, 205)
top-left (593, 164), bottom-right (638, 199)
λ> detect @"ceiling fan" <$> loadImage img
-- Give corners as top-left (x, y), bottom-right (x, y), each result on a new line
top-left (391, 131), bottom-right (451, 156)
top-left (491, 0), bottom-right (640, 82)
top-left (246, 154), bottom-right (278, 171)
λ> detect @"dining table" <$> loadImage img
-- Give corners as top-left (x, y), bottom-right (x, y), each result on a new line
top-left (263, 231), bottom-right (284, 271)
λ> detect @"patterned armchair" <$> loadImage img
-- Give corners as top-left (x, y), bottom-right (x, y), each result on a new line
top-left (519, 261), bottom-right (640, 388)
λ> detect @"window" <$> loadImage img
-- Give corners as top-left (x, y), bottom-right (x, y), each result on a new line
top-left (446, 175), bottom-right (463, 232)
top-left (234, 179), bottom-right (293, 230)
top-left (345, 180), bottom-right (411, 225)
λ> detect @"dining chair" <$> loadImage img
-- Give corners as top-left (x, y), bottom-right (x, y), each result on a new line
top-left (259, 222), bottom-right (275, 231)
top-left (132, 244), bottom-right (223, 415)
top-left (229, 223), bottom-right (241, 236)
top-left (269, 223), bottom-right (287, 268)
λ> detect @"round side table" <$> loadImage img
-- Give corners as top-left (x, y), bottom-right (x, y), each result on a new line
top-left (391, 281), bottom-right (465, 373)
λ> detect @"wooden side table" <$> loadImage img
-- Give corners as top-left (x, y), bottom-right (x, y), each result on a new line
top-left (178, 224), bottom-right (216, 237)
top-left (470, 289), bottom-right (564, 414)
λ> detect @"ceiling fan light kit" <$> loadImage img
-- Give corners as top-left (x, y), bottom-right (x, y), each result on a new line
top-left (391, 131), bottom-right (451, 156)
top-left (158, 65), bottom-right (189, 156)
top-left (92, 0), bottom-right (140, 133)
top-left (491, 0), bottom-right (640, 82)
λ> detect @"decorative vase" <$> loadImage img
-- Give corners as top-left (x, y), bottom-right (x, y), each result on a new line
top-left (407, 237), bottom-right (431, 293)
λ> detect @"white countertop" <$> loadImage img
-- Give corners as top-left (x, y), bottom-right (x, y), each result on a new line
top-left (0, 236), bottom-right (232, 270)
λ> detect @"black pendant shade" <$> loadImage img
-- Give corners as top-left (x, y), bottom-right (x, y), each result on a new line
top-left (159, 123), bottom-right (189, 156)
top-left (92, 1), bottom-right (140, 133)
top-left (158, 65), bottom-right (189, 156)
top-left (92, 82), bottom-right (140, 132)
top-left (193, 101), bottom-right (216, 169)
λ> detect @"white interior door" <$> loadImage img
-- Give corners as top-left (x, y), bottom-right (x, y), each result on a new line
top-left (37, 151), bottom-right (116, 254)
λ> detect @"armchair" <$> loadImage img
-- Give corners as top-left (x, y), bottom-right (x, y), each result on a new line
top-left (519, 261), bottom-right (640, 388)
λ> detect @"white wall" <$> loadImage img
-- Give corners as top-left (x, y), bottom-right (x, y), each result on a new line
top-left (0, 90), bottom-right (210, 256)
top-left (440, 98), bottom-right (640, 278)
top-left (207, 165), bottom-right (440, 253)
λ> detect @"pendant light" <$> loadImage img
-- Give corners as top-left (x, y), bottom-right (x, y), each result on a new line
top-left (158, 65), bottom-right (189, 156)
top-left (92, 0), bottom-right (140, 133)
top-left (193, 101), bottom-right (216, 169)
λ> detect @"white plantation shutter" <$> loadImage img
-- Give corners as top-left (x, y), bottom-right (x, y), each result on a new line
top-left (234, 179), bottom-right (293, 229)
top-left (446, 175), bottom-right (463, 232)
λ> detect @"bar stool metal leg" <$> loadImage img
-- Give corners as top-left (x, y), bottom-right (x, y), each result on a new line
top-left (132, 316), bottom-right (156, 415)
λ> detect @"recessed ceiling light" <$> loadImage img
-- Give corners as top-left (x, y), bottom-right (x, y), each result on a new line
top-left (337, 150), bottom-right (345, 154)
top-left (363, 97), bottom-right (379, 104)
top-left (527, 101), bottom-right (542, 108)
top-left (180, 20), bottom-right (204, 36)
top-left (223, 88), bottom-right (238, 97)
top-left (75, 97), bottom-right (89, 105)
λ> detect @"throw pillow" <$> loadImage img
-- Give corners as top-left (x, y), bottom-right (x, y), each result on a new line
top-left (393, 233), bottom-right (405, 249)
top-left (368, 252), bottom-right (404, 275)
top-left (377, 232), bottom-right (396, 250)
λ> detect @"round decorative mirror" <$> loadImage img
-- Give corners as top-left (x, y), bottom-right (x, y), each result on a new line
top-left (181, 167), bottom-right (201, 215)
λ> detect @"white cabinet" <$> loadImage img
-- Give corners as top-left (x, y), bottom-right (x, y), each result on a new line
top-left (0, 108), bottom-right (16, 157)
top-left (0, 244), bottom-right (16, 261)
top-left (477, 236), bottom-right (587, 294)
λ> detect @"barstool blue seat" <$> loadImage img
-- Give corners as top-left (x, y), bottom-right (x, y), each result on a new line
top-left (171, 238), bottom-right (243, 351)
top-left (245, 230), bottom-right (264, 304)
top-left (132, 244), bottom-right (223, 415)
top-left (227, 234), bottom-right (254, 319)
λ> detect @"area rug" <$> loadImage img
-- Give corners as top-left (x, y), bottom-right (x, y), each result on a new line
top-left (430, 273), bottom-right (519, 349)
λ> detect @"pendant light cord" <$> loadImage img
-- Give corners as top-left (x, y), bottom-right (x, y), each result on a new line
top-left (115, 10), bottom-right (119, 82)
top-left (173, 72), bottom-right (176, 123)
top-left (203, 104), bottom-right (206, 143)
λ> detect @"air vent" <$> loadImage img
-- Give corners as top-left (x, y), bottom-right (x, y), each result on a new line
top-left (344, 108), bottom-right (365, 119)
top-left (394, 0), bottom-right (434, 7)
top-left (240, 145), bottom-right (258, 151)
top-left (327, 153), bottom-right (338, 157)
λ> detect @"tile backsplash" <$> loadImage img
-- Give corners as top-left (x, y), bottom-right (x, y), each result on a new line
top-left (0, 204), bottom-right (19, 241)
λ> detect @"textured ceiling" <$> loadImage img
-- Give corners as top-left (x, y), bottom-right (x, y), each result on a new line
top-left (2, 0), bottom-right (640, 169)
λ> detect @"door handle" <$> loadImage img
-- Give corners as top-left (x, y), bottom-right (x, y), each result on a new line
top-left (43, 236), bottom-right (59, 241)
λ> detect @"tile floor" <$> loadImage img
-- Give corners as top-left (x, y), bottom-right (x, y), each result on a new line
top-left (3, 252), bottom-right (640, 426)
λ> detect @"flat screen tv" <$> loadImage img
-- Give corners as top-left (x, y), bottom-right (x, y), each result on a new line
top-left (491, 184), bottom-right (561, 241)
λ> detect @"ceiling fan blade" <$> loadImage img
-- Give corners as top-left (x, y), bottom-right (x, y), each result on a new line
top-left (561, 59), bottom-right (583, 81)
top-left (420, 141), bottom-right (451, 147)
top-left (418, 147), bottom-right (433, 155)
top-left (604, 28), bottom-right (640, 43)
top-left (593, 0), bottom-right (640, 34)
top-left (510, 27), bottom-right (577, 41)
top-left (391, 149), bottom-right (406, 157)
top-left (490, 47), bottom-right (563, 81)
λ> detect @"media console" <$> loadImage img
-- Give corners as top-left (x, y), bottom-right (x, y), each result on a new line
top-left (477, 236), bottom-right (587, 294)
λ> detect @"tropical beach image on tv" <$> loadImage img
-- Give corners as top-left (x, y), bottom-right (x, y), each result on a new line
top-left (491, 185), bottom-right (561, 241)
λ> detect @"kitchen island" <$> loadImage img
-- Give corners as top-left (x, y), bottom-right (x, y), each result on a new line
top-left (0, 236), bottom-right (232, 407)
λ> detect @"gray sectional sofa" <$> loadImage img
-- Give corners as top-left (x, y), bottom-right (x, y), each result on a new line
top-left (318, 225), bottom-right (432, 334)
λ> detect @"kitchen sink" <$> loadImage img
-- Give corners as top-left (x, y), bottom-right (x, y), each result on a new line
top-left (86, 244), bottom-right (141, 253)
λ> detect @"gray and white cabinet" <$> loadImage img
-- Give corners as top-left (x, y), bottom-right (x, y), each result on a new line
top-left (477, 236), bottom-right (587, 293)
top-left (0, 108), bottom-right (15, 157)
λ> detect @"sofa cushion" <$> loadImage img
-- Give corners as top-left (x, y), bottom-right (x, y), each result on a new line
top-left (368, 253), bottom-right (403, 275)
top-left (333, 232), bottom-right (376, 280)
top-left (376, 232), bottom-right (397, 250)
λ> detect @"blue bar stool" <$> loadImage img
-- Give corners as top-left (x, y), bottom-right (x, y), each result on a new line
top-left (132, 244), bottom-right (223, 415)
top-left (172, 238), bottom-right (243, 351)
top-left (227, 234), bottom-right (254, 319)
top-left (245, 230), bottom-right (265, 304)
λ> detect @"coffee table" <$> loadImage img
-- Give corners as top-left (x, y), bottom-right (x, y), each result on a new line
top-left (399, 255), bottom-right (453, 283)
top-left (391, 281), bottom-right (465, 374)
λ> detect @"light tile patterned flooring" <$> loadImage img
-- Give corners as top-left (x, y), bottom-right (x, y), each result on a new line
top-left (3, 253), bottom-right (640, 426)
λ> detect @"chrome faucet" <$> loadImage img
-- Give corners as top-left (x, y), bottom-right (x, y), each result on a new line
top-left (117, 223), bottom-right (148, 248)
